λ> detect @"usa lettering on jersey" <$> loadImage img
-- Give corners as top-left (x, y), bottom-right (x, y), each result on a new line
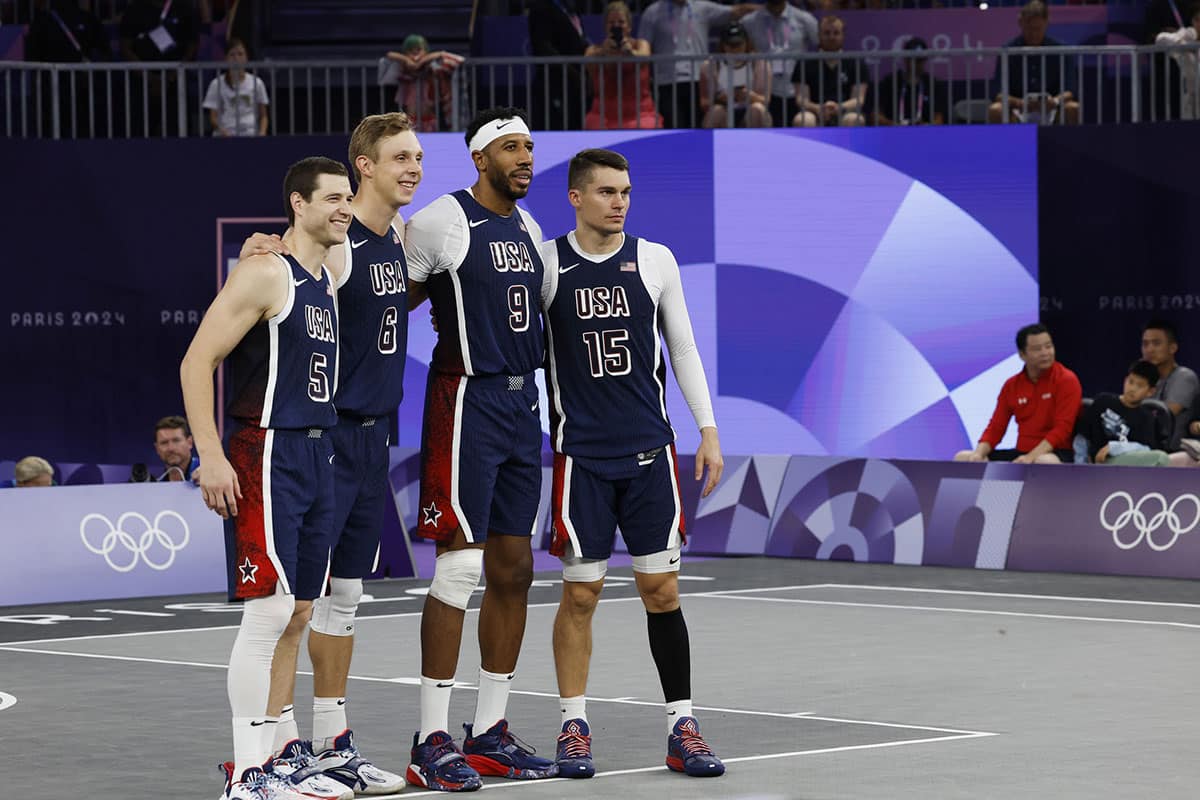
top-left (574, 286), bottom-right (632, 320)
top-left (369, 260), bottom-right (407, 296)
top-left (304, 305), bottom-right (336, 343)
top-left (489, 240), bottom-right (536, 273)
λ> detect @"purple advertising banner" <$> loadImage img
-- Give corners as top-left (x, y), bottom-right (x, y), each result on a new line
top-left (0, 482), bottom-right (226, 606)
top-left (1007, 464), bottom-right (1200, 580)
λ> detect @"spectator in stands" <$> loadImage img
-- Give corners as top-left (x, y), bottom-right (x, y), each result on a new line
top-left (583, 1), bottom-right (663, 130)
top-left (740, 0), bottom-right (818, 129)
top-left (1144, 0), bottom-right (1191, 120)
top-left (1077, 360), bottom-right (1197, 467)
top-left (872, 37), bottom-right (944, 126)
top-left (120, 0), bottom-right (201, 136)
top-left (1140, 318), bottom-right (1199, 452)
top-left (638, 0), bottom-right (758, 129)
top-left (202, 38), bottom-right (269, 137)
top-left (385, 34), bottom-right (463, 132)
top-left (1154, 3), bottom-right (1200, 120)
top-left (700, 22), bottom-right (771, 127)
top-left (528, 0), bottom-right (591, 130)
top-left (14, 456), bottom-right (55, 488)
top-left (987, 1), bottom-right (1079, 125)
top-left (791, 15), bottom-right (868, 127)
top-left (954, 323), bottom-right (1082, 464)
top-left (153, 415), bottom-right (198, 482)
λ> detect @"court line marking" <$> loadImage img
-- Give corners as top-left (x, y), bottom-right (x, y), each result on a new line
top-left (0, 644), bottom-right (993, 735)
top-left (816, 583), bottom-right (1200, 610)
top-left (368, 731), bottom-right (998, 798)
top-left (0, 584), bottom-right (833, 647)
top-left (695, 594), bottom-right (1200, 630)
top-left (0, 691), bottom-right (16, 712)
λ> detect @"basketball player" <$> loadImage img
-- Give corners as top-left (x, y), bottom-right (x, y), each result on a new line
top-left (235, 113), bottom-right (419, 796)
top-left (540, 149), bottom-right (726, 779)
top-left (181, 157), bottom-right (351, 800)
top-left (401, 107), bottom-right (556, 791)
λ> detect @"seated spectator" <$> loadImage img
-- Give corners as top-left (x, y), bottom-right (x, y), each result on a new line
top-left (741, 0), bottom-right (818, 129)
top-left (385, 34), bottom-right (463, 132)
top-left (954, 323), bottom-right (1081, 464)
top-left (202, 38), bottom-right (269, 137)
top-left (987, 1), bottom-right (1080, 125)
top-left (872, 37), bottom-right (944, 126)
top-left (1141, 318), bottom-right (1199, 451)
top-left (14, 456), bottom-right (55, 487)
top-left (1079, 361), bottom-right (1198, 467)
top-left (119, 0), bottom-right (200, 63)
top-left (700, 22), bottom-right (771, 128)
top-left (1155, 4), bottom-right (1200, 120)
top-left (584, 1), bottom-right (662, 130)
top-left (152, 415), bottom-right (198, 482)
top-left (791, 15), bottom-right (868, 127)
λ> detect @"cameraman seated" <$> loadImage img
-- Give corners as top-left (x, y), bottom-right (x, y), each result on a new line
top-left (1079, 360), bottom-right (1198, 467)
top-left (135, 415), bottom-right (198, 482)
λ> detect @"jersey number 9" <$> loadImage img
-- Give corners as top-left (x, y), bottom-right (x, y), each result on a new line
top-left (508, 285), bottom-right (530, 332)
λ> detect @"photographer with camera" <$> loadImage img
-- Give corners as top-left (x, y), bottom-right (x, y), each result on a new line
top-left (584, 1), bottom-right (662, 130)
top-left (131, 415), bottom-right (199, 483)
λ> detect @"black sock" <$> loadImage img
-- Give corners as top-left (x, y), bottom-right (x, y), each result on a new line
top-left (646, 607), bottom-right (691, 703)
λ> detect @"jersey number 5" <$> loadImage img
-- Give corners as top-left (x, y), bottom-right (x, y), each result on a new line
top-left (308, 353), bottom-right (330, 402)
top-left (582, 329), bottom-right (631, 377)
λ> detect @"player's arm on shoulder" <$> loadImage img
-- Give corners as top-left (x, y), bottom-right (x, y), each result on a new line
top-left (239, 227), bottom-right (291, 260)
top-left (180, 255), bottom-right (286, 518)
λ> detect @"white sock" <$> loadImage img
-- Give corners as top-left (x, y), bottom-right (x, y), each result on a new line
top-left (272, 705), bottom-right (298, 755)
top-left (228, 593), bottom-right (293, 775)
top-left (420, 675), bottom-right (454, 740)
top-left (666, 700), bottom-right (694, 735)
top-left (258, 716), bottom-right (278, 762)
top-left (232, 717), bottom-right (267, 778)
top-left (313, 697), bottom-right (347, 752)
top-left (473, 668), bottom-right (514, 734)
top-left (559, 695), bottom-right (587, 727)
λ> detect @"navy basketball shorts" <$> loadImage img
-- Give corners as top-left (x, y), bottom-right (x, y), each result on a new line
top-left (223, 422), bottom-right (335, 602)
top-left (418, 371), bottom-right (542, 543)
top-left (550, 444), bottom-right (686, 573)
top-left (328, 414), bottom-right (391, 579)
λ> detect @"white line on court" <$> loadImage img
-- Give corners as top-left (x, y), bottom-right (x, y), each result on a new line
top-left (0, 691), bottom-right (17, 712)
top-left (696, 593), bottom-right (1200, 630)
top-left (816, 583), bottom-right (1200, 610)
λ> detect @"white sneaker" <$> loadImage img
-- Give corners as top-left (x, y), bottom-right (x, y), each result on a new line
top-left (313, 729), bottom-right (406, 795)
top-left (271, 740), bottom-right (355, 800)
top-left (219, 764), bottom-right (310, 800)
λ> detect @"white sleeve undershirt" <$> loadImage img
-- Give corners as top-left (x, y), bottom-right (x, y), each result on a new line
top-left (403, 193), bottom-right (468, 282)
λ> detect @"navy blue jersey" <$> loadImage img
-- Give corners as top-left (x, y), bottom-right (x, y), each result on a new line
top-left (332, 216), bottom-right (408, 416)
top-left (544, 234), bottom-right (674, 458)
top-left (227, 253), bottom-right (338, 430)
top-left (407, 190), bottom-right (544, 377)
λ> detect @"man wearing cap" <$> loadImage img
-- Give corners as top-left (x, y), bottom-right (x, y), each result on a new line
top-left (740, 0), bottom-right (818, 128)
top-left (872, 37), bottom-right (945, 126)
top-left (402, 107), bottom-right (558, 792)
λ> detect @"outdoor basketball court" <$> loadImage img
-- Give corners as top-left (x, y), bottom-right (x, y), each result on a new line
top-left (2, 556), bottom-right (1197, 799)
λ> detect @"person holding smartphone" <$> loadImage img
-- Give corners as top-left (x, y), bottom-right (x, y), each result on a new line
top-left (584, 1), bottom-right (662, 130)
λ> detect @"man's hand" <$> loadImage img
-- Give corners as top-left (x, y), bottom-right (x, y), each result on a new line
top-left (822, 100), bottom-right (839, 122)
top-left (694, 427), bottom-right (724, 498)
top-left (1095, 444), bottom-right (1109, 464)
top-left (963, 447), bottom-right (989, 463)
top-left (1013, 453), bottom-right (1036, 464)
top-left (196, 455), bottom-right (242, 519)
top-left (238, 232), bottom-right (289, 261)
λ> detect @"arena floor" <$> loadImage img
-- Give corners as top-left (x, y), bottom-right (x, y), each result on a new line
top-left (2, 556), bottom-right (1198, 799)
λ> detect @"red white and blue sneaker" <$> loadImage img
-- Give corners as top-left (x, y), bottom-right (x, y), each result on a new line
top-left (406, 730), bottom-right (483, 792)
top-left (666, 717), bottom-right (725, 777)
top-left (462, 719), bottom-right (558, 780)
top-left (311, 730), bottom-right (405, 795)
top-left (555, 718), bottom-right (595, 779)
top-left (269, 740), bottom-right (354, 799)
top-left (218, 763), bottom-right (309, 800)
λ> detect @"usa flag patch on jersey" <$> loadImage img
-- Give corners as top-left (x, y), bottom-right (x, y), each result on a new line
top-left (620, 261), bottom-right (637, 272)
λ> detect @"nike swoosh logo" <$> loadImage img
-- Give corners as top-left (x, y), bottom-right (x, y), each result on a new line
top-left (350, 239), bottom-right (369, 249)
top-left (669, 556), bottom-right (680, 565)
top-left (468, 219), bottom-right (488, 228)
top-left (560, 263), bottom-right (580, 274)
top-left (506, 673), bottom-right (515, 681)
top-left (496, 120), bottom-right (514, 129)
top-left (436, 681), bottom-right (455, 688)
top-left (328, 454), bottom-right (335, 464)
top-left (293, 279), bottom-right (308, 287)
top-left (667, 710), bottom-right (677, 716)
top-left (337, 699), bottom-right (347, 706)
top-left (250, 720), bottom-right (267, 727)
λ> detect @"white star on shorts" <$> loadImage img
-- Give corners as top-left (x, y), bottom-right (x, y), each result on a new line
top-left (239, 557), bottom-right (259, 584)
top-left (422, 501), bottom-right (443, 528)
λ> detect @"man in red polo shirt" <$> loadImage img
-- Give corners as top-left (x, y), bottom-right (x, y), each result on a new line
top-left (955, 323), bottom-right (1082, 464)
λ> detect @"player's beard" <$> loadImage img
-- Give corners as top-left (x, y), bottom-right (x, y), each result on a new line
top-left (488, 163), bottom-right (529, 201)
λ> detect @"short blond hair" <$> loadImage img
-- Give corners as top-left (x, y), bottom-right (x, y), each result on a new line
top-left (14, 456), bottom-right (53, 486)
top-left (348, 112), bottom-right (414, 183)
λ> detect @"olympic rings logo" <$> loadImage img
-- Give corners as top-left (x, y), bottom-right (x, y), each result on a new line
top-left (1099, 492), bottom-right (1200, 552)
top-left (79, 511), bottom-right (191, 572)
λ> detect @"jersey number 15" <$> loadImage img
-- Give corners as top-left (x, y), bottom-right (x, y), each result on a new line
top-left (582, 329), bottom-right (631, 377)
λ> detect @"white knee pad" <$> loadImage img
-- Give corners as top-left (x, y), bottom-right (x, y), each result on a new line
top-left (310, 577), bottom-right (363, 637)
top-left (632, 545), bottom-right (682, 574)
top-left (561, 555), bottom-right (608, 583)
top-left (428, 548), bottom-right (483, 610)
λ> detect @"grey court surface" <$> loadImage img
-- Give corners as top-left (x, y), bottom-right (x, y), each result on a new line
top-left (2, 557), bottom-right (1198, 799)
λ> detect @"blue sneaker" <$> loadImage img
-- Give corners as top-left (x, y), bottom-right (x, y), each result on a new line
top-left (462, 719), bottom-right (558, 780)
top-left (405, 731), bottom-right (482, 792)
top-left (666, 717), bottom-right (725, 777)
top-left (555, 718), bottom-right (595, 779)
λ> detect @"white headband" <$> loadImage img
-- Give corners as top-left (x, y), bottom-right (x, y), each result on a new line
top-left (468, 116), bottom-right (531, 153)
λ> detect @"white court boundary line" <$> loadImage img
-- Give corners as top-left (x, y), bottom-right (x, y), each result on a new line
top-left (817, 583), bottom-right (1200, 610)
top-left (0, 691), bottom-right (16, 712)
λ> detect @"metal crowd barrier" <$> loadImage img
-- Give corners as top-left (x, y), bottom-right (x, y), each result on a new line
top-left (2, 44), bottom-right (1198, 139)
